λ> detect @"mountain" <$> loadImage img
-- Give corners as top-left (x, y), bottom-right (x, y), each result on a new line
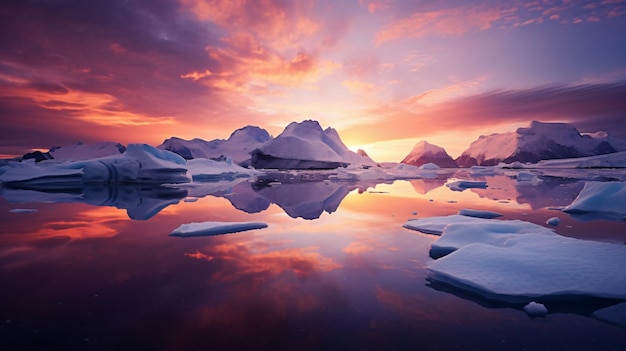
top-left (401, 140), bottom-right (458, 168)
top-left (456, 121), bottom-right (626, 167)
top-left (158, 126), bottom-right (271, 165)
top-left (250, 120), bottom-right (376, 169)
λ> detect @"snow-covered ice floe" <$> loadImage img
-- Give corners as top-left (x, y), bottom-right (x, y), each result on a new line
top-left (169, 221), bottom-right (268, 237)
top-left (563, 181), bottom-right (626, 220)
top-left (185, 157), bottom-right (260, 181)
top-left (0, 144), bottom-right (190, 187)
top-left (458, 209), bottom-right (502, 219)
top-left (445, 180), bottom-right (488, 192)
top-left (404, 215), bottom-right (626, 303)
top-left (534, 151), bottom-right (626, 169)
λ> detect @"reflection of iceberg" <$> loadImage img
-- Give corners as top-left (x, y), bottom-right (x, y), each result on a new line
top-left (469, 175), bottom-right (586, 209)
top-left (0, 144), bottom-right (189, 187)
top-left (0, 184), bottom-right (187, 220)
top-left (253, 178), bottom-right (354, 220)
top-left (169, 221), bottom-right (268, 237)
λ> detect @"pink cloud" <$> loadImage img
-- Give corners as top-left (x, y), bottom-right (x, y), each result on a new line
top-left (375, 6), bottom-right (514, 45)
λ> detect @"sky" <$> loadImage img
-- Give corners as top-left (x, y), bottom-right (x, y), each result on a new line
top-left (1, 0), bottom-right (626, 161)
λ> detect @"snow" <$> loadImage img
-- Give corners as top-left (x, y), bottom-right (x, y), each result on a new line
top-left (523, 302), bottom-right (548, 317)
top-left (445, 180), bottom-right (488, 191)
top-left (401, 141), bottom-right (457, 168)
top-left (403, 215), bottom-right (491, 235)
top-left (158, 126), bottom-right (271, 165)
top-left (185, 157), bottom-right (259, 181)
top-left (169, 221), bottom-right (268, 237)
top-left (0, 144), bottom-right (189, 186)
top-left (418, 163), bottom-right (440, 170)
top-left (409, 217), bottom-right (556, 258)
top-left (456, 120), bottom-right (625, 167)
top-left (563, 181), bottom-right (626, 218)
top-left (49, 142), bottom-right (125, 161)
top-left (422, 216), bottom-right (626, 302)
top-left (533, 151), bottom-right (626, 169)
top-left (458, 209), bottom-right (502, 219)
top-left (251, 120), bottom-right (376, 169)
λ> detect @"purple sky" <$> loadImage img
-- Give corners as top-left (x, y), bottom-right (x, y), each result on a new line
top-left (1, 0), bottom-right (625, 160)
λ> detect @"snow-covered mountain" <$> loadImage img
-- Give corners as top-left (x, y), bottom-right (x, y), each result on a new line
top-left (401, 141), bottom-right (458, 168)
top-left (456, 121), bottom-right (625, 167)
top-left (251, 120), bottom-right (377, 169)
top-left (158, 126), bottom-right (271, 165)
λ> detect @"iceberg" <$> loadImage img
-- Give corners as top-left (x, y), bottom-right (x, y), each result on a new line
top-left (0, 144), bottom-right (189, 187)
top-left (185, 157), bottom-right (259, 181)
top-left (169, 221), bottom-right (268, 237)
top-left (445, 180), bottom-right (488, 192)
top-left (158, 126), bottom-right (272, 165)
top-left (458, 209), bottom-right (502, 219)
top-left (419, 215), bottom-right (626, 302)
top-left (250, 120), bottom-right (376, 169)
top-left (563, 181), bottom-right (626, 219)
top-left (523, 302), bottom-right (548, 317)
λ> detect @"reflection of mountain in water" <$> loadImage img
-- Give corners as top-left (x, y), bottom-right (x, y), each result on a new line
top-left (408, 178), bottom-right (447, 194)
top-left (1, 184), bottom-right (187, 220)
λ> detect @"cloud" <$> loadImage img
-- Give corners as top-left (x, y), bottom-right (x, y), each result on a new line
top-left (375, 6), bottom-right (513, 44)
top-left (340, 82), bottom-right (626, 148)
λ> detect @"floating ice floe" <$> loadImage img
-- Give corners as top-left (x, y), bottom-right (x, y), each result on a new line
top-left (534, 151), bottom-right (626, 169)
top-left (169, 221), bottom-right (268, 237)
top-left (403, 215), bottom-right (490, 235)
top-left (445, 180), bottom-right (488, 192)
top-left (0, 144), bottom-right (189, 187)
top-left (523, 302), bottom-right (548, 317)
top-left (185, 157), bottom-right (260, 181)
top-left (546, 217), bottom-right (560, 226)
top-left (458, 209), bottom-right (502, 219)
top-left (415, 215), bottom-right (626, 302)
top-left (563, 181), bottom-right (626, 220)
top-left (410, 218), bottom-right (556, 258)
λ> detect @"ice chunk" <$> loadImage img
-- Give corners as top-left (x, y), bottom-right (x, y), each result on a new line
top-left (185, 157), bottom-right (259, 181)
top-left (169, 221), bottom-right (268, 237)
top-left (419, 162), bottom-right (441, 170)
top-left (563, 181), bottom-right (626, 217)
top-left (428, 220), bottom-right (555, 258)
top-left (0, 144), bottom-right (189, 186)
top-left (523, 302), bottom-right (548, 317)
top-left (445, 180), bottom-right (488, 192)
top-left (546, 217), bottom-right (560, 226)
top-left (458, 209), bottom-right (502, 219)
top-left (426, 222), bottom-right (626, 301)
top-left (403, 215), bottom-right (492, 235)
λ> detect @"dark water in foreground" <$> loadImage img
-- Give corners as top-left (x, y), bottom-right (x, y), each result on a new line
top-left (1, 172), bottom-right (625, 350)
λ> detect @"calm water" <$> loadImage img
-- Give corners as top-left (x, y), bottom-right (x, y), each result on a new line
top-left (1, 171), bottom-right (625, 350)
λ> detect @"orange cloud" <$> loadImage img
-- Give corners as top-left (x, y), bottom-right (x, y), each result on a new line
top-left (375, 6), bottom-right (514, 44)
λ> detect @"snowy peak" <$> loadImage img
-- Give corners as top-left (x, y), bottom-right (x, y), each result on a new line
top-left (456, 121), bottom-right (625, 167)
top-left (401, 140), bottom-right (457, 168)
top-left (251, 120), bottom-right (377, 169)
top-left (157, 126), bottom-right (271, 165)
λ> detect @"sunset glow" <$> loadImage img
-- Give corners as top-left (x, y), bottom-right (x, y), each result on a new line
top-left (1, 0), bottom-right (625, 161)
